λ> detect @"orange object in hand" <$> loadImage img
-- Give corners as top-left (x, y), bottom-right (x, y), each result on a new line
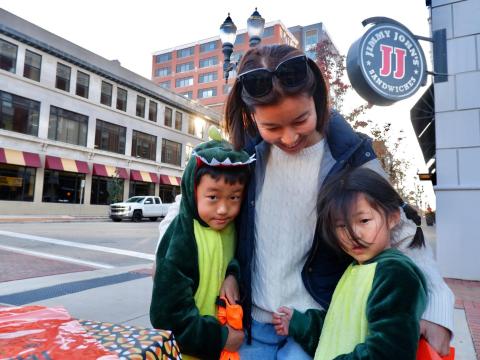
top-left (217, 296), bottom-right (243, 360)
top-left (416, 338), bottom-right (455, 360)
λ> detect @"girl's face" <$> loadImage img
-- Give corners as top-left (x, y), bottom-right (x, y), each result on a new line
top-left (252, 94), bottom-right (322, 154)
top-left (335, 193), bottom-right (400, 264)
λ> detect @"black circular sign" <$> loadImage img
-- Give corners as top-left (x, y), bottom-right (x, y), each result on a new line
top-left (347, 21), bottom-right (427, 106)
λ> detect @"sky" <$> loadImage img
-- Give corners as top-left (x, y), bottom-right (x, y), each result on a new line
top-left (0, 0), bottom-right (435, 207)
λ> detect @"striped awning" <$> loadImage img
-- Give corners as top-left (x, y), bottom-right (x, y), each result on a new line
top-left (92, 163), bottom-right (128, 179)
top-left (45, 155), bottom-right (89, 174)
top-left (130, 170), bottom-right (159, 183)
top-left (0, 148), bottom-right (41, 168)
top-left (160, 175), bottom-right (181, 186)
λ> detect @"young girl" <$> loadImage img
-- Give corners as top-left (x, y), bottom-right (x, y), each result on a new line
top-left (272, 167), bottom-right (428, 359)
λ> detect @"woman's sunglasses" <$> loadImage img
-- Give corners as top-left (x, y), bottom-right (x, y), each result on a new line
top-left (238, 55), bottom-right (308, 98)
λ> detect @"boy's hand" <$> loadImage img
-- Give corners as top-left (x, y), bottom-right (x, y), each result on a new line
top-left (272, 306), bottom-right (293, 336)
top-left (220, 275), bottom-right (239, 305)
top-left (224, 325), bottom-right (244, 352)
top-left (420, 320), bottom-right (452, 356)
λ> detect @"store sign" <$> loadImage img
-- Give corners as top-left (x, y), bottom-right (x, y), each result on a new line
top-left (347, 19), bottom-right (427, 105)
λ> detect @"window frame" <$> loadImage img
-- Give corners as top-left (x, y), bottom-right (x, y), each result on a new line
top-left (116, 87), bottom-right (128, 112)
top-left (0, 38), bottom-right (18, 73)
top-left (48, 105), bottom-right (88, 146)
top-left (132, 130), bottom-right (157, 161)
top-left (94, 119), bottom-right (127, 155)
top-left (161, 138), bottom-right (182, 166)
top-left (136, 95), bottom-right (146, 118)
top-left (23, 49), bottom-right (42, 82)
top-left (148, 100), bottom-right (157, 122)
top-left (55, 63), bottom-right (71, 92)
top-left (75, 70), bottom-right (90, 99)
top-left (100, 81), bottom-right (113, 106)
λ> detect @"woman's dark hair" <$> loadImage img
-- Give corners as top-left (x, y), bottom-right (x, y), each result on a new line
top-left (224, 44), bottom-right (330, 150)
top-left (317, 167), bottom-right (425, 254)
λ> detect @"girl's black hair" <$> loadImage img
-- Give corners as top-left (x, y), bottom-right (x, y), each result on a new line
top-left (317, 167), bottom-right (425, 255)
top-left (224, 44), bottom-right (330, 150)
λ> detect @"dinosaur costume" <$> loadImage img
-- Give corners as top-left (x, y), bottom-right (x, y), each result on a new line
top-left (288, 248), bottom-right (428, 359)
top-left (150, 130), bottom-right (254, 360)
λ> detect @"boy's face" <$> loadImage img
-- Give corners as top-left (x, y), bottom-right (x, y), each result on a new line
top-left (196, 174), bottom-right (245, 230)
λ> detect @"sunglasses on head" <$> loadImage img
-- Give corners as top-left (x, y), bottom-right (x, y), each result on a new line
top-left (238, 55), bottom-right (308, 98)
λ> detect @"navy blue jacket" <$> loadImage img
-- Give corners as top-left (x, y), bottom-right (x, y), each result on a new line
top-left (235, 110), bottom-right (377, 341)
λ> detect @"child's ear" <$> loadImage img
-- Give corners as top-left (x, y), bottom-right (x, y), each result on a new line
top-left (388, 209), bottom-right (401, 230)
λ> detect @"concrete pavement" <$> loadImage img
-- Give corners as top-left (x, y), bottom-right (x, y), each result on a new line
top-left (0, 216), bottom-right (478, 359)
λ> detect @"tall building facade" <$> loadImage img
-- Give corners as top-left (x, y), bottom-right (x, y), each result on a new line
top-left (0, 9), bottom-right (220, 215)
top-left (151, 21), bottom-right (300, 113)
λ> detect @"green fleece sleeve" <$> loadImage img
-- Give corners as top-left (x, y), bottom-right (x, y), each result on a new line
top-left (150, 256), bottom-right (228, 360)
top-left (334, 259), bottom-right (427, 360)
top-left (289, 308), bottom-right (326, 356)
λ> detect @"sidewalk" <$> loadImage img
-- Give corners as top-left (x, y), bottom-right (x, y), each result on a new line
top-left (0, 214), bottom-right (109, 223)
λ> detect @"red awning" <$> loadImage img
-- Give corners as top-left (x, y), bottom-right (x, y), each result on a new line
top-left (45, 156), bottom-right (89, 174)
top-left (160, 175), bottom-right (182, 186)
top-left (0, 148), bottom-right (41, 168)
top-left (92, 164), bottom-right (128, 179)
top-left (130, 170), bottom-right (159, 183)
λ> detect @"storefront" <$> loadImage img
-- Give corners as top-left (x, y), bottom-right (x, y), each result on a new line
top-left (159, 175), bottom-right (181, 203)
top-left (0, 147), bottom-right (41, 202)
top-left (129, 170), bottom-right (158, 197)
top-left (91, 164), bottom-right (128, 205)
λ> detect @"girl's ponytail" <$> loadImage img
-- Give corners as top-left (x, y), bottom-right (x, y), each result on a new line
top-left (401, 202), bottom-right (425, 248)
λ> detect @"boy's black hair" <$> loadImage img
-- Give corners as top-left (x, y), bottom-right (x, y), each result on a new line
top-left (317, 167), bottom-right (425, 256)
top-left (194, 164), bottom-right (250, 187)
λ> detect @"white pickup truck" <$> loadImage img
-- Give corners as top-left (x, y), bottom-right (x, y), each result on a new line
top-left (109, 196), bottom-right (172, 222)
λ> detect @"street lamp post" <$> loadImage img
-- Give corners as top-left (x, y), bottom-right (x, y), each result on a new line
top-left (219, 8), bottom-right (265, 82)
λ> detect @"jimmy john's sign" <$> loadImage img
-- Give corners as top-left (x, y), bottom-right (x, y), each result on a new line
top-left (347, 18), bottom-right (427, 105)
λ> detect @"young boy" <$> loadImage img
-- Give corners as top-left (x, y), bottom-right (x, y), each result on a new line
top-left (150, 131), bottom-right (254, 360)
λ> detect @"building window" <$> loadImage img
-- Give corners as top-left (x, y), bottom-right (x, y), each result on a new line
top-left (0, 163), bottom-right (36, 201)
top-left (132, 130), bottom-right (157, 161)
top-left (100, 81), bottom-right (113, 106)
top-left (23, 50), bottom-right (41, 81)
top-left (0, 90), bottom-right (40, 136)
top-left (234, 34), bottom-right (245, 45)
top-left (91, 176), bottom-right (124, 205)
top-left (176, 62), bottom-right (194, 73)
top-left (55, 63), bottom-right (71, 92)
top-left (231, 52), bottom-right (244, 63)
top-left (42, 170), bottom-right (85, 204)
top-left (116, 88), bottom-right (127, 111)
top-left (148, 100), bottom-right (157, 122)
top-left (155, 67), bottom-right (171, 77)
top-left (136, 95), bottom-right (146, 118)
top-left (95, 119), bottom-right (126, 154)
top-left (185, 144), bottom-right (193, 166)
top-left (264, 27), bottom-right (274, 37)
top-left (198, 72), bottom-right (217, 84)
top-left (200, 40), bottom-right (218, 53)
top-left (180, 91), bottom-right (193, 99)
top-left (161, 139), bottom-right (182, 166)
top-left (187, 115), bottom-right (195, 136)
top-left (0, 39), bottom-right (17, 73)
top-left (164, 106), bottom-right (172, 127)
top-left (199, 56), bottom-right (218, 68)
top-left (177, 47), bottom-right (194, 58)
top-left (156, 53), bottom-right (172, 63)
top-left (76, 71), bottom-right (90, 98)
top-left (305, 29), bottom-right (318, 49)
top-left (159, 80), bottom-right (171, 89)
top-left (176, 76), bottom-right (194, 88)
top-left (175, 111), bottom-right (183, 131)
top-left (198, 87), bottom-right (217, 98)
top-left (48, 106), bottom-right (88, 146)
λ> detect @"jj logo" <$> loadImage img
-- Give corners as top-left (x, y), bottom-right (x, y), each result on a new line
top-left (379, 44), bottom-right (406, 79)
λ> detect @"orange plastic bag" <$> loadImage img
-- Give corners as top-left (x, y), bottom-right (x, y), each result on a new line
top-left (417, 338), bottom-right (455, 360)
top-left (0, 305), bottom-right (118, 360)
top-left (217, 297), bottom-right (243, 360)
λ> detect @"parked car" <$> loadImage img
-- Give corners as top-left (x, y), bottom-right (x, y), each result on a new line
top-left (109, 196), bottom-right (172, 222)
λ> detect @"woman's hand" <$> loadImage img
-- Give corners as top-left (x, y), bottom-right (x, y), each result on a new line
top-left (220, 275), bottom-right (239, 305)
top-left (420, 319), bottom-right (452, 356)
top-left (272, 306), bottom-right (293, 336)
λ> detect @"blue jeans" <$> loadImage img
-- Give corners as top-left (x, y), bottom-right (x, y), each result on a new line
top-left (239, 319), bottom-right (312, 360)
